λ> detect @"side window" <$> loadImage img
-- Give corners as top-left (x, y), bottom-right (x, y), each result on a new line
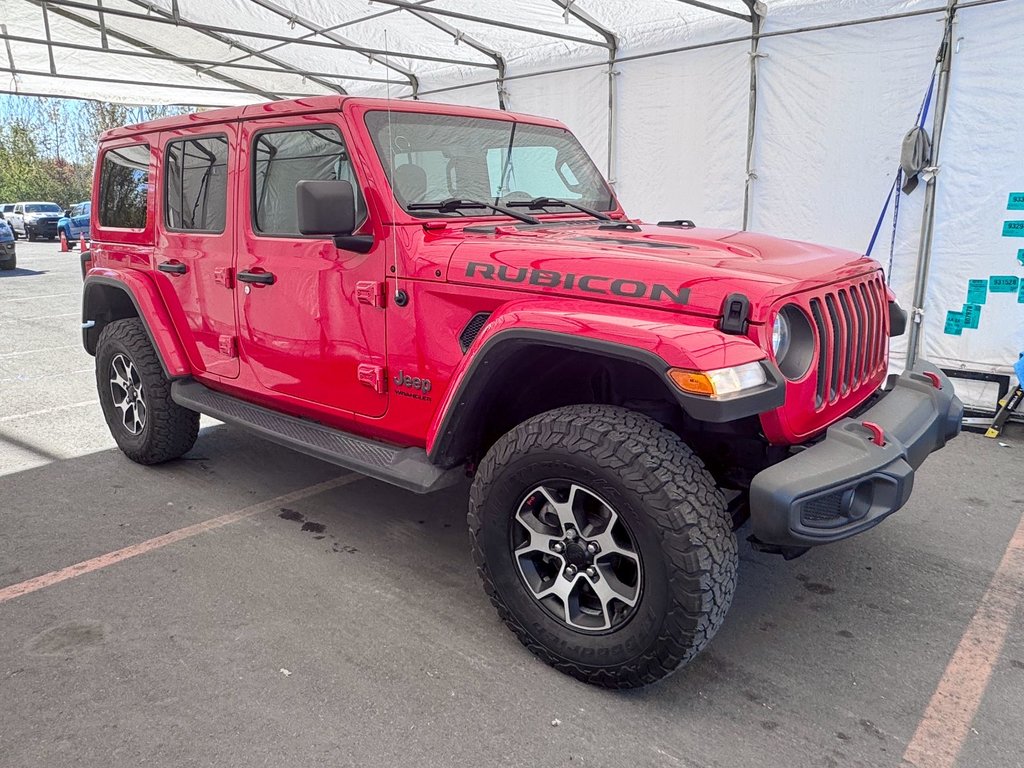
top-left (14, 205), bottom-right (22, 214)
top-left (165, 135), bottom-right (228, 232)
top-left (99, 144), bottom-right (150, 229)
top-left (252, 126), bottom-right (365, 236)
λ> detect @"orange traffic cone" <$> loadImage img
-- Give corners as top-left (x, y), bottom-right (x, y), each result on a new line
top-left (60, 230), bottom-right (70, 252)
top-left (79, 234), bottom-right (87, 251)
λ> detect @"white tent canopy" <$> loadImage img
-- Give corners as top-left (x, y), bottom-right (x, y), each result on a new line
top-left (2, 0), bottom-right (1021, 407)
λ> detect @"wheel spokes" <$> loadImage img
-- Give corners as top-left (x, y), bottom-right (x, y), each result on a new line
top-left (109, 353), bottom-right (146, 435)
top-left (512, 481), bottom-right (642, 633)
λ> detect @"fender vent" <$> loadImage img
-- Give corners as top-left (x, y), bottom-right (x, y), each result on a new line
top-left (459, 312), bottom-right (491, 353)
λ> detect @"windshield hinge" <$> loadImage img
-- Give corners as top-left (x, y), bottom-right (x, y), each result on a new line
top-left (356, 281), bottom-right (384, 308)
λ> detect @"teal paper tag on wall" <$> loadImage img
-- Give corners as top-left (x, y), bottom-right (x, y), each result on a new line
top-left (961, 303), bottom-right (982, 329)
top-left (1003, 220), bottom-right (1024, 237)
top-left (1018, 249), bottom-right (1024, 266)
top-left (990, 275), bottom-right (1020, 292)
top-left (944, 311), bottom-right (964, 335)
top-left (967, 279), bottom-right (988, 304)
top-left (1009, 193), bottom-right (1024, 210)
top-left (1019, 282), bottom-right (1024, 303)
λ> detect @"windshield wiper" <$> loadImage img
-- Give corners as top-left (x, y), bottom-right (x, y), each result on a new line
top-left (407, 198), bottom-right (540, 225)
top-left (505, 197), bottom-right (611, 221)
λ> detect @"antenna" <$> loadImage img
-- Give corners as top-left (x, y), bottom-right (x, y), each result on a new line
top-left (384, 29), bottom-right (407, 307)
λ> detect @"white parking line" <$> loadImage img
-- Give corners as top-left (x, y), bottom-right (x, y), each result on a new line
top-left (0, 344), bottom-right (80, 358)
top-left (0, 400), bottom-right (98, 422)
top-left (0, 474), bottom-right (361, 605)
top-left (0, 368), bottom-right (92, 384)
top-left (9, 312), bottom-right (80, 321)
top-left (2, 292), bottom-right (78, 302)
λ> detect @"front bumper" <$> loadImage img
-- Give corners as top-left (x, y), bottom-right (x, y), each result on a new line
top-left (749, 361), bottom-right (963, 547)
top-left (27, 219), bottom-right (58, 235)
top-left (0, 241), bottom-right (15, 262)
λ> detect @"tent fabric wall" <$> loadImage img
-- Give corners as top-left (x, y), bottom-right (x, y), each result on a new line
top-left (613, 42), bottom-right (750, 227)
top-left (748, 9), bottom-right (945, 253)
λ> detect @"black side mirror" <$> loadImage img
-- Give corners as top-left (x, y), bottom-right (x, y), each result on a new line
top-left (296, 180), bottom-right (373, 254)
top-left (64, 209), bottom-right (72, 218)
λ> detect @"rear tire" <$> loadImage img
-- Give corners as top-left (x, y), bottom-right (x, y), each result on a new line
top-left (96, 318), bottom-right (199, 464)
top-left (469, 404), bottom-right (738, 688)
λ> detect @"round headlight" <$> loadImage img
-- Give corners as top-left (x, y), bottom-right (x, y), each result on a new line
top-left (772, 312), bottom-right (791, 360)
top-left (772, 305), bottom-right (814, 381)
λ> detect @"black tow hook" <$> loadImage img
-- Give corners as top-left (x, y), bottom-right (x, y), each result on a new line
top-left (747, 535), bottom-right (810, 561)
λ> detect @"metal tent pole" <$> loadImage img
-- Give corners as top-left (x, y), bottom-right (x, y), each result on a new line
top-left (906, 0), bottom-right (958, 367)
top-left (741, 1), bottom-right (764, 231)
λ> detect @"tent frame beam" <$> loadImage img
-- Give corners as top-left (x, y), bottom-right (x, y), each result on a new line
top-left (906, 0), bottom-right (958, 366)
top-left (741, 0), bottom-right (763, 229)
top-left (40, 3), bottom-right (58, 75)
top-left (673, 0), bottom-right (752, 23)
top-left (549, 0), bottom-right (619, 181)
top-left (24, 0), bottom-right (283, 100)
top-left (398, 7), bottom-right (508, 108)
top-left (368, 0), bottom-right (613, 49)
top-left (0, 66), bottom-right (320, 97)
top-left (241, 0), bottom-right (419, 97)
top-left (38, 0), bottom-right (495, 69)
top-left (0, 30), bottom-right (399, 85)
top-left (116, 0), bottom-right (345, 95)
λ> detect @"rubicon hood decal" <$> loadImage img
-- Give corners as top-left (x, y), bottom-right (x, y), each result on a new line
top-left (465, 262), bottom-right (690, 305)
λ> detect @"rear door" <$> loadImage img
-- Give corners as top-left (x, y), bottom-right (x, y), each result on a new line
top-left (154, 126), bottom-right (239, 378)
top-left (234, 117), bottom-right (387, 417)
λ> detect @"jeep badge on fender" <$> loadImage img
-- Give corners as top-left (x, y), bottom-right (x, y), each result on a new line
top-left (394, 370), bottom-right (432, 399)
top-left (81, 95), bottom-right (962, 689)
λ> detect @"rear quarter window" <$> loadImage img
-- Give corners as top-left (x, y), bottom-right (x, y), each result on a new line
top-left (99, 144), bottom-right (151, 229)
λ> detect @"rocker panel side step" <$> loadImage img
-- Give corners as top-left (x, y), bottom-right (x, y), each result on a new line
top-left (171, 380), bottom-right (461, 494)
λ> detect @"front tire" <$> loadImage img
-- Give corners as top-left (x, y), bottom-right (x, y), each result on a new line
top-left (96, 318), bottom-right (199, 464)
top-left (26, 227), bottom-right (36, 242)
top-left (469, 405), bottom-right (738, 688)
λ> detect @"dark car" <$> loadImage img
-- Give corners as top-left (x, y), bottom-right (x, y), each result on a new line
top-left (9, 202), bottom-right (63, 241)
top-left (0, 214), bottom-right (15, 270)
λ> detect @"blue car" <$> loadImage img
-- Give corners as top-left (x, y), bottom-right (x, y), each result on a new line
top-left (58, 201), bottom-right (91, 248)
top-left (0, 215), bottom-right (16, 270)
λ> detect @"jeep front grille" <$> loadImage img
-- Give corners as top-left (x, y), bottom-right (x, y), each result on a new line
top-left (807, 274), bottom-right (888, 410)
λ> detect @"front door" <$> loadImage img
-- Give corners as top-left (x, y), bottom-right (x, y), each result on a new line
top-left (235, 118), bottom-right (387, 418)
top-left (154, 126), bottom-right (239, 378)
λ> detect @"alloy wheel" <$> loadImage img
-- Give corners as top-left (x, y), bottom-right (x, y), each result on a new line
top-left (109, 353), bottom-right (147, 435)
top-left (511, 481), bottom-right (642, 632)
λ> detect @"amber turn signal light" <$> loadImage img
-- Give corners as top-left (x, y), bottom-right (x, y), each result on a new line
top-left (668, 369), bottom-right (716, 396)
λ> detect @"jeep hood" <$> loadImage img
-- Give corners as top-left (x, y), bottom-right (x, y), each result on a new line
top-left (448, 223), bottom-right (879, 324)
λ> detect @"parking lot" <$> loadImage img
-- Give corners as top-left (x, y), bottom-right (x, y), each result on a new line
top-left (1, 240), bottom-right (1022, 767)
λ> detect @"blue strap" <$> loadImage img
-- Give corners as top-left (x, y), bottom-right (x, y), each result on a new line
top-left (866, 176), bottom-right (898, 257)
top-left (865, 70), bottom-right (938, 259)
top-left (918, 74), bottom-right (936, 129)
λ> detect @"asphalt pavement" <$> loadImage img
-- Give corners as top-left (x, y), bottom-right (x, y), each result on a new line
top-left (1, 240), bottom-right (1022, 768)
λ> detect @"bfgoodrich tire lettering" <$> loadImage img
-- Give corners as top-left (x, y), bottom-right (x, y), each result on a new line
top-left (96, 318), bottom-right (199, 464)
top-left (469, 404), bottom-right (738, 688)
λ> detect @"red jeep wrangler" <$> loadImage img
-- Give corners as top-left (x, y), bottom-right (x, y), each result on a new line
top-left (82, 97), bottom-right (962, 688)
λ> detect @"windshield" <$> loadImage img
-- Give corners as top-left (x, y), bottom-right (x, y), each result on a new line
top-left (26, 203), bottom-right (61, 213)
top-left (365, 111), bottom-right (614, 216)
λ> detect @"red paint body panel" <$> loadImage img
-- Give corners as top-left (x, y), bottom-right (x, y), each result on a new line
top-left (154, 123), bottom-right (240, 378)
top-left (84, 266), bottom-right (192, 378)
top-left (88, 95), bottom-right (895, 453)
